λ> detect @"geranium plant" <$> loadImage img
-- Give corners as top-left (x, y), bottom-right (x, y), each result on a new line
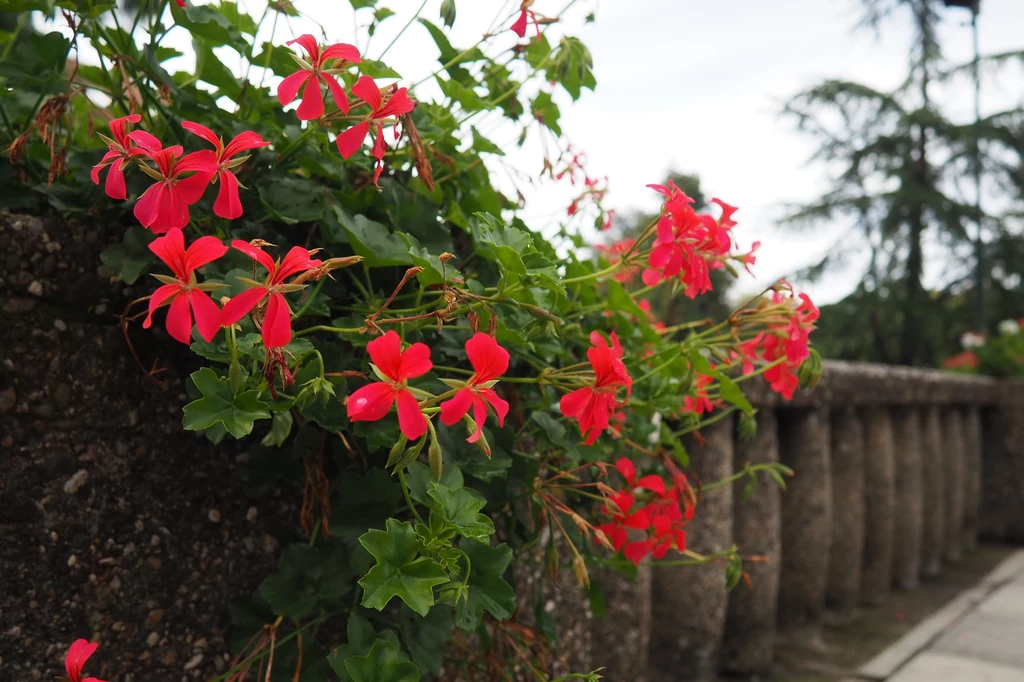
top-left (2, 1), bottom-right (819, 679)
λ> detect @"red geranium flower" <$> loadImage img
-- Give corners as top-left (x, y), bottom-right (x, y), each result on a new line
top-left (278, 34), bottom-right (361, 121)
top-left (220, 240), bottom-right (322, 348)
top-left (346, 330), bottom-right (432, 440)
top-left (440, 333), bottom-right (510, 443)
top-left (65, 639), bottom-right (106, 682)
top-left (181, 121), bottom-right (270, 220)
top-left (560, 331), bottom-right (632, 445)
top-left (143, 228), bottom-right (227, 344)
top-left (133, 146), bottom-right (217, 234)
top-left (511, 1), bottom-right (539, 39)
top-left (336, 75), bottom-right (415, 186)
top-left (90, 114), bottom-right (161, 200)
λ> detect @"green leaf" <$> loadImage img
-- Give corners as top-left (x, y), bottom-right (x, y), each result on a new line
top-left (714, 373), bottom-right (753, 414)
top-left (344, 639), bottom-right (420, 682)
top-left (335, 207), bottom-right (413, 267)
top-left (259, 543), bottom-right (353, 620)
top-left (260, 177), bottom-right (324, 224)
top-left (358, 519), bottom-right (449, 616)
top-left (193, 40), bottom-right (242, 97)
top-left (530, 412), bottom-right (566, 446)
top-left (217, 1), bottom-right (259, 35)
top-left (530, 91), bottom-right (561, 135)
top-left (182, 368), bottom-right (271, 439)
top-left (438, 77), bottom-right (486, 112)
top-left (417, 18), bottom-right (483, 83)
top-left (358, 59), bottom-right (402, 79)
top-left (399, 605), bottom-right (452, 676)
top-left (171, 3), bottom-right (247, 52)
top-left (455, 540), bottom-right (515, 630)
top-left (471, 126), bottom-right (504, 156)
top-left (426, 482), bottom-right (495, 541)
top-left (99, 226), bottom-right (154, 285)
top-left (260, 410), bottom-right (294, 447)
top-left (471, 214), bottom-right (532, 276)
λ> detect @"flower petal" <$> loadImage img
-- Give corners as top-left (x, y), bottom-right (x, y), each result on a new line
top-left (624, 539), bottom-right (653, 565)
top-left (347, 381), bottom-right (396, 422)
top-left (222, 130), bottom-right (270, 159)
top-left (320, 42), bottom-right (361, 63)
top-left (213, 169), bottom-right (243, 220)
top-left (366, 330), bottom-right (403, 381)
top-left (635, 475), bottom-right (667, 496)
top-left (286, 34), bottom-right (320, 62)
top-left (377, 88), bottom-right (415, 118)
top-left (261, 291), bottom-right (292, 348)
top-left (134, 183), bottom-right (165, 230)
top-left (221, 285), bottom-right (268, 326)
top-left (398, 342), bottom-right (432, 380)
top-left (231, 239), bottom-right (277, 274)
top-left (295, 76), bottom-right (324, 121)
top-left (104, 158), bottom-right (128, 200)
top-left (615, 458), bottom-right (636, 486)
top-left (126, 129), bottom-right (163, 152)
top-left (396, 389), bottom-right (428, 440)
top-left (189, 289), bottom-right (223, 343)
top-left (465, 333), bottom-right (509, 383)
top-left (479, 388), bottom-right (509, 428)
top-left (181, 120), bottom-right (222, 153)
top-left (322, 74), bottom-right (350, 114)
top-left (560, 387), bottom-right (593, 419)
top-left (350, 74), bottom-right (382, 111)
top-left (149, 227), bottom-right (189, 280)
top-left (510, 9), bottom-right (528, 37)
top-left (174, 170), bottom-right (213, 206)
top-left (440, 388), bottom-right (474, 427)
top-left (274, 245), bottom-right (322, 284)
top-left (66, 640), bottom-right (99, 680)
top-left (278, 70), bottom-right (311, 107)
top-left (143, 283), bottom-right (182, 330)
top-left (184, 234), bottom-right (228, 274)
top-left (335, 122), bottom-right (370, 159)
top-left (165, 290), bottom-right (194, 344)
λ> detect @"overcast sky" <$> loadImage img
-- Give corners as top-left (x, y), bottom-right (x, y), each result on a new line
top-left (50, 0), bottom-right (1024, 303)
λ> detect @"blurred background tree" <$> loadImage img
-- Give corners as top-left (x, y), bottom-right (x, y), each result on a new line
top-left (783, 0), bottom-right (1024, 366)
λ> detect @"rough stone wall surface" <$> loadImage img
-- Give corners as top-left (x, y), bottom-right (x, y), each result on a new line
top-left (777, 407), bottom-right (831, 640)
top-left (650, 418), bottom-right (733, 682)
top-left (722, 409), bottom-right (781, 676)
top-left (826, 408), bottom-right (865, 619)
top-left (861, 407), bottom-right (895, 604)
top-left (980, 405), bottom-right (1024, 543)
top-left (0, 216), bottom-right (288, 682)
top-left (589, 567), bottom-right (651, 681)
top-left (942, 409), bottom-right (966, 562)
top-left (920, 406), bottom-right (946, 576)
top-left (962, 408), bottom-right (982, 550)
top-left (892, 407), bottom-right (924, 589)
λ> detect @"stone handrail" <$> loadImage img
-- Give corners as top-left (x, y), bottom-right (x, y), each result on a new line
top-left (561, 361), bottom-right (1024, 681)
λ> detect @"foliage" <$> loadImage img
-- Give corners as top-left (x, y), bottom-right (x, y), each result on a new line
top-left (941, 318), bottom-right (1024, 377)
top-left (2, 1), bottom-right (817, 680)
top-left (781, 0), bottom-right (1024, 366)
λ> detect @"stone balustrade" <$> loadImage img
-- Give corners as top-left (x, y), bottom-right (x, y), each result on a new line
top-left (581, 361), bottom-right (1024, 681)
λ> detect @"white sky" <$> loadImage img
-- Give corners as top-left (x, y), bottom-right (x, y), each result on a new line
top-left (47, 0), bottom-right (1024, 303)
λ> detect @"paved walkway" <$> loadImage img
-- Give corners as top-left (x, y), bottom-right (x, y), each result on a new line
top-left (847, 551), bottom-right (1024, 681)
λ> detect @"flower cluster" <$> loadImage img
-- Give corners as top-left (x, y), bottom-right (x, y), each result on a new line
top-left (642, 181), bottom-right (739, 298)
top-left (561, 332), bottom-right (632, 444)
top-left (91, 115), bottom-right (268, 230)
top-left (347, 332), bottom-right (510, 443)
top-left (596, 458), bottom-right (695, 565)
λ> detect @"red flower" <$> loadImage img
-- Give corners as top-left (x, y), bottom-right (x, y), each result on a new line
top-left (181, 122), bottom-right (270, 219)
top-left (683, 369), bottom-right (714, 415)
top-left (511, 1), bottom-right (539, 39)
top-left (143, 228), bottom-right (227, 344)
top-left (133, 146), bottom-right (217, 234)
top-left (346, 330), bottom-right (432, 440)
top-left (440, 334), bottom-right (510, 443)
top-left (65, 639), bottom-right (106, 682)
top-left (560, 332), bottom-right (632, 445)
top-left (220, 240), bottom-right (322, 348)
top-left (91, 114), bottom-right (161, 200)
top-left (943, 350), bottom-right (980, 370)
top-left (277, 34), bottom-right (361, 120)
top-left (336, 76), bottom-right (415, 186)
top-left (175, 0), bottom-right (185, 6)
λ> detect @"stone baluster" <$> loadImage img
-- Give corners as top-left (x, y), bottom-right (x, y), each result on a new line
top-left (920, 406), bottom-right (945, 577)
top-left (589, 567), bottom-right (652, 682)
top-left (649, 417), bottom-right (734, 682)
top-left (722, 409), bottom-right (781, 676)
top-left (942, 409), bottom-right (966, 562)
top-left (891, 407), bottom-right (923, 589)
top-left (961, 408), bottom-right (982, 550)
top-left (861, 407), bottom-right (895, 604)
top-left (777, 407), bottom-right (831, 644)
top-left (825, 408), bottom-right (865, 622)
top-left (980, 402), bottom-right (1024, 543)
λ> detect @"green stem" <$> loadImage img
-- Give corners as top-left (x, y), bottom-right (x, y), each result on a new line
top-left (294, 324), bottom-right (364, 337)
top-left (397, 469), bottom-right (425, 525)
top-left (376, 0), bottom-right (429, 61)
top-left (293, 278), bottom-right (326, 320)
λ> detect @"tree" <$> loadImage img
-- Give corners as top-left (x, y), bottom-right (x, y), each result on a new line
top-left (783, 0), bottom-right (1024, 365)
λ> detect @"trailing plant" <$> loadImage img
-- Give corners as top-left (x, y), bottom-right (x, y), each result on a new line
top-left (3, 1), bottom-right (819, 679)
